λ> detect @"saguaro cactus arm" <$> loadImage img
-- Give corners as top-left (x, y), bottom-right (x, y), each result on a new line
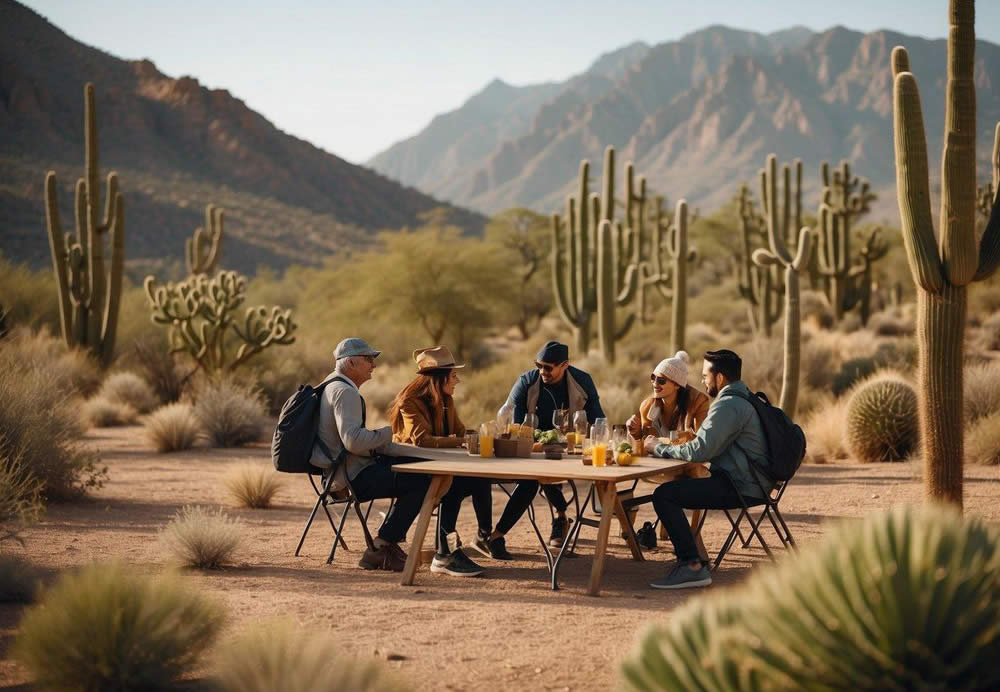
top-left (186, 205), bottom-right (224, 275)
top-left (974, 123), bottom-right (1000, 281)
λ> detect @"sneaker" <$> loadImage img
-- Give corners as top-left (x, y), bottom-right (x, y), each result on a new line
top-left (430, 549), bottom-right (485, 577)
top-left (548, 516), bottom-right (570, 548)
top-left (359, 543), bottom-right (407, 572)
top-left (649, 561), bottom-right (712, 590)
top-left (472, 533), bottom-right (513, 560)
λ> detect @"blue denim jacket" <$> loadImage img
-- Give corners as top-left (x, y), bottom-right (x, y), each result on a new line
top-left (652, 381), bottom-right (772, 499)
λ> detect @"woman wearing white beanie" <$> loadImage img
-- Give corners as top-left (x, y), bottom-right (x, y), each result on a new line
top-left (626, 350), bottom-right (710, 442)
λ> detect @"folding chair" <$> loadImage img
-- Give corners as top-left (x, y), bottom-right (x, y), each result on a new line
top-left (294, 467), bottom-right (378, 565)
top-left (695, 465), bottom-right (797, 571)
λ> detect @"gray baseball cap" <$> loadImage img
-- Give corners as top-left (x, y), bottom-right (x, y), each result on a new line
top-left (333, 337), bottom-right (381, 360)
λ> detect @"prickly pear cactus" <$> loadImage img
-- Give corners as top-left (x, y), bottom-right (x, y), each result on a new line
top-left (846, 372), bottom-right (919, 463)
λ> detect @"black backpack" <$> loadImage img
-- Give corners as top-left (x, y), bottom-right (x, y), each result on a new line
top-left (722, 389), bottom-right (806, 482)
top-left (271, 375), bottom-right (348, 473)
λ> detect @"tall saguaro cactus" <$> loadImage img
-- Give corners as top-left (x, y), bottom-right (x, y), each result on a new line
top-left (737, 186), bottom-right (782, 336)
top-left (752, 155), bottom-right (814, 418)
top-left (891, 1), bottom-right (1000, 508)
top-left (640, 198), bottom-right (697, 353)
top-left (186, 204), bottom-right (224, 275)
top-left (44, 82), bottom-right (124, 368)
top-left (976, 122), bottom-right (1000, 222)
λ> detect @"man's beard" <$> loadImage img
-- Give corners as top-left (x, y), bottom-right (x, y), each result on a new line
top-left (707, 383), bottom-right (719, 397)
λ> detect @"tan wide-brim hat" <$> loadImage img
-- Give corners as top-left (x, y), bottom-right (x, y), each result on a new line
top-left (413, 345), bottom-right (466, 374)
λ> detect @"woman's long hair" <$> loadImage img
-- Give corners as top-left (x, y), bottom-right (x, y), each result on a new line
top-left (655, 383), bottom-right (691, 430)
top-left (387, 369), bottom-right (453, 434)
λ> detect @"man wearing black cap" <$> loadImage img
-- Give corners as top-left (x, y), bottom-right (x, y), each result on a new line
top-left (481, 341), bottom-right (605, 555)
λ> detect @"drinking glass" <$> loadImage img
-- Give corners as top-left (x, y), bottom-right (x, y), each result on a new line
top-left (591, 418), bottom-right (608, 443)
top-left (592, 440), bottom-right (607, 467)
top-left (464, 429), bottom-right (479, 455)
top-left (573, 410), bottom-right (589, 439)
top-left (497, 403), bottom-right (514, 436)
top-left (479, 422), bottom-right (496, 458)
top-left (581, 437), bottom-right (593, 465)
top-left (552, 409), bottom-right (569, 433)
top-left (520, 413), bottom-right (538, 439)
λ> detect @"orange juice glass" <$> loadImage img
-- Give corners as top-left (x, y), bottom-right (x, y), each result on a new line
top-left (565, 431), bottom-right (577, 453)
top-left (480, 434), bottom-right (495, 458)
top-left (592, 443), bottom-right (607, 467)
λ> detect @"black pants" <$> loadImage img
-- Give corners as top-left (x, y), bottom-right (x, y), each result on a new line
top-left (496, 482), bottom-right (567, 535)
top-left (651, 473), bottom-right (764, 563)
top-left (350, 462), bottom-right (432, 544)
top-left (438, 477), bottom-right (493, 554)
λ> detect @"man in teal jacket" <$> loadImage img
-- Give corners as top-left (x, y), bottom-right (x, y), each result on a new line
top-left (643, 349), bottom-right (772, 590)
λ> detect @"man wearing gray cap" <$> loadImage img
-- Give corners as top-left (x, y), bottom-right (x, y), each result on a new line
top-left (311, 337), bottom-right (430, 571)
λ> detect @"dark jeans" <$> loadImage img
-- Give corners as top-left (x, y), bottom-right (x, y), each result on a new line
top-left (438, 477), bottom-right (493, 554)
top-left (350, 461), bottom-right (431, 544)
top-left (496, 482), bottom-right (568, 535)
top-left (651, 473), bottom-right (764, 563)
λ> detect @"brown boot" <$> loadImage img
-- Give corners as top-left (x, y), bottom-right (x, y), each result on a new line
top-left (359, 542), bottom-right (407, 572)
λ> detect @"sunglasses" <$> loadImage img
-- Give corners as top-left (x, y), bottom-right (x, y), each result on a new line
top-left (535, 361), bottom-right (566, 372)
top-left (649, 374), bottom-right (669, 386)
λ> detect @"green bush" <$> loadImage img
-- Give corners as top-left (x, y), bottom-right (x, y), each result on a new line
top-left (225, 464), bottom-right (283, 509)
top-left (13, 562), bottom-right (224, 690)
top-left (194, 380), bottom-right (266, 447)
top-left (0, 553), bottom-right (40, 603)
top-left (845, 372), bottom-right (919, 462)
top-left (82, 395), bottom-right (139, 428)
top-left (99, 371), bottom-right (159, 413)
top-left (0, 349), bottom-right (105, 501)
top-left (160, 505), bottom-right (241, 569)
top-left (966, 411), bottom-right (1000, 465)
top-left (214, 620), bottom-right (408, 692)
top-left (620, 505), bottom-right (1000, 691)
top-left (144, 403), bottom-right (201, 453)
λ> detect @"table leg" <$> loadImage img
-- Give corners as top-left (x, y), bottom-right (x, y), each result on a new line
top-left (586, 481), bottom-right (619, 597)
top-left (400, 475), bottom-right (451, 586)
top-left (614, 494), bottom-right (644, 562)
top-left (690, 509), bottom-right (708, 562)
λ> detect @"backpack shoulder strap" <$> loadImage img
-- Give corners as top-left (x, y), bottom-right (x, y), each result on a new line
top-left (314, 375), bottom-right (354, 466)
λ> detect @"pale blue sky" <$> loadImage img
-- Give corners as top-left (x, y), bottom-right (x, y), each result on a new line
top-left (23, 1), bottom-right (1000, 164)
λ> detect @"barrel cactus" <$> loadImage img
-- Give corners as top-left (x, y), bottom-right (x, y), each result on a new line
top-left (620, 504), bottom-right (1000, 691)
top-left (846, 372), bottom-right (919, 462)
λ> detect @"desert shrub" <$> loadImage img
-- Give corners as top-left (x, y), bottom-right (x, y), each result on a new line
top-left (598, 383), bottom-right (641, 425)
top-left (619, 505), bottom-right (1000, 691)
top-left (684, 322), bottom-right (723, 357)
top-left (802, 397), bottom-right (850, 463)
top-left (214, 620), bottom-right (408, 692)
top-left (836, 312), bottom-right (863, 333)
top-left (247, 342), bottom-right (331, 414)
top-left (225, 464), bottom-right (283, 509)
top-left (845, 371), bottom-right (919, 463)
top-left (980, 312), bottom-right (1000, 351)
top-left (832, 356), bottom-right (878, 396)
top-left (99, 371), bottom-right (159, 413)
top-left (872, 337), bottom-right (919, 371)
top-left (798, 335), bottom-right (836, 392)
top-left (0, 554), bottom-right (40, 603)
top-left (735, 338), bottom-right (784, 403)
top-left (160, 505), bottom-right (241, 568)
top-left (800, 289), bottom-right (834, 329)
top-left (964, 360), bottom-right (1000, 423)
top-left (13, 562), bottom-right (224, 690)
top-left (145, 403), bottom-right (201, 453)
top-left (0, 448), bottom-right (43, 541)
top-left (0, 360), bottom-right (105, 500)
top-left (966, 412), bottom-right (1000, 466)
top-left (82, 395), bottom-right (139, 428)
top-left (194, 380), bottom-right (267, 447)
top-left (132, 337), bottom-right (194, 403)
top-left (0, 327), bottom-right (101, 396)
top-left (867, 307), bottom-right (914, 336)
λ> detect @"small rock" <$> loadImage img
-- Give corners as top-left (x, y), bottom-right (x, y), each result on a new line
top-left (414, 589), bottom-right (425, 594)
top-left (386, 653), bottom-right (407, 662)
top-left (632, 594), bottom-right (645, 599)
top-left (534, 667), bottom-right (542, 674)
top-left (872, 494), bottom-right (880, 499)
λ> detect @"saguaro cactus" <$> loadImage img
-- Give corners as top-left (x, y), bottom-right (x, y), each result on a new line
top-left (752, 155), bottom-right (813, 418)
top-left (891, 1), bottom-right (1000, 507)
top-left (977, 122), bottom-right (1000, 222)
top-left (639, 197), bottom-right (697, 353)
top-left (844, 228), bottom-right (889, 325)
top-left (44, 83), bottom-right (124, 368)
top-left (736, 186), bottom-right (782, 337)
top-left (186, 204), bottom-right (224, 275)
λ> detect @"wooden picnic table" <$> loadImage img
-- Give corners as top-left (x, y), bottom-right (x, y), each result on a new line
top-left (391, 446), bottom-right (709, 596)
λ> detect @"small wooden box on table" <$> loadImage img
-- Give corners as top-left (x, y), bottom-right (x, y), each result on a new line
top-left (391, 446), bottom-right (708, 596)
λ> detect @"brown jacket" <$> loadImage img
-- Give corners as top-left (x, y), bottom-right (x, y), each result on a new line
top-left (391, 393), bottom-right (466, 448)
top-left (637, 386), bottom-right (710, 437)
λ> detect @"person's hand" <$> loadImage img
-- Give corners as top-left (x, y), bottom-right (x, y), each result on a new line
top-left (643, 435), bottom-right (659, 455)
top-left (626, 414), bottom-right (642, 438)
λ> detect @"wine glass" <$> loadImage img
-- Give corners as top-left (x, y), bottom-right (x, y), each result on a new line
top-left (552, 409), bottom-right (569, 433)
top-left (572, 410), bottom-right (589, 439)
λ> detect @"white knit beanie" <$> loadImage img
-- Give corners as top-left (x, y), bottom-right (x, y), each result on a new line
top-left (653, 351), bottom-right (690, 387)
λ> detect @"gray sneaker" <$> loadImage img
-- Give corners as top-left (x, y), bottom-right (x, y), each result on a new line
top-left (430, 549), bottom-right (485, 577)
top-left (649, 561), bottom-right (712, 589)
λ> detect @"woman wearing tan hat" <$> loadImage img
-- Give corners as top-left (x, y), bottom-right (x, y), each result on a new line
top-left (627, 351), bottom-right (710, 442)
top-left (388, 346), bottom-right (493, 577)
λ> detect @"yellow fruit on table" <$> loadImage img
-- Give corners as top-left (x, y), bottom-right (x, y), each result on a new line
top-left (617, 452), bottom-right (635, 466)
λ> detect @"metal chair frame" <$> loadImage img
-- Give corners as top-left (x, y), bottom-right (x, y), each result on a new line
top-left (294, 468), bottom-right (378, 565)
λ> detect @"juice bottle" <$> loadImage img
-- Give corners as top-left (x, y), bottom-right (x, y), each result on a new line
top-left (479, 422), bottom-right (495, 458)
top-left (592, 443), bottom-right (607, 467)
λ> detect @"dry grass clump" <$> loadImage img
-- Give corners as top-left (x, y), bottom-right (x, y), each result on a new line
top-left (0, 449), bottom-right (43, 541)
top-left (82, 395), bottom-right (139, 427)
top-left (736, 338), bottom-right (784, 403)
top-left (800, 290), bottom-right (834, 329)
top-left (0, 554), bottom-right (41, 603)
top-left (599, 383), bottom-right (640, 425)
top-left (145, 403), bottom-right (202, 453)
top-left (964, 360), bottom-right (1000, 423)
top-left (213, 620), bottom-right (408, 692)
top-left (0, 327), bottom-right (101, 396)
top-left (0, 362), bottom-right (105, 501)
top-left (194, 380), bottom-right (267, 447)
top-left (160, 505), bottom-right (242, 569)
top-left (868, 307), bottom-right (914, 336)
top-left (965, 412), bottom-right (1000, 466)
top-left (13, 562), bottom-right (224, 690)
top-left (225, 464), bottom-right (283, 509)
top-left (802, 397), bottom-right (850, 463)
top-left (980, 312), bottom-right (1000, 351)
top-left (99, 371), bottom-right (159, 413)
top-left (132, 337), bottom-right (193, 404)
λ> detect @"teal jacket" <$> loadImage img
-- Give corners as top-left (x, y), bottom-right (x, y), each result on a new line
top-left (652, 381), bottom-right (772, 499)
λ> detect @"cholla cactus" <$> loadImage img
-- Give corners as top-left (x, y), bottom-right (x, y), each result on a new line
top-left (44, 83), bottom-right (124, 368)
top-left (891, 0), bottom-right (1000, 506)
top-left (144, 271), bottom-right (296, 374)
top-left (751, 155), bottom-right (813, 418)
top-left (185, 205), bottom-right (224, 275)
top-left (845, 372), bottom-right (919, 462)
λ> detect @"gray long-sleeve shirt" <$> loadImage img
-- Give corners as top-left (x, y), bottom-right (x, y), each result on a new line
top-left (309, 373), bottom-right (405, 482)
top-left (652, 381), bottom-right (772, 499)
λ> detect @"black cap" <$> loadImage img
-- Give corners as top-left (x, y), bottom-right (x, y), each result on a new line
top-left (537, 340), bottom-right (569, 364)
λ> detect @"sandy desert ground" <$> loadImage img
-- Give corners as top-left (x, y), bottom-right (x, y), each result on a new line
top-left (2, 426), bottom-right (998, 690)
